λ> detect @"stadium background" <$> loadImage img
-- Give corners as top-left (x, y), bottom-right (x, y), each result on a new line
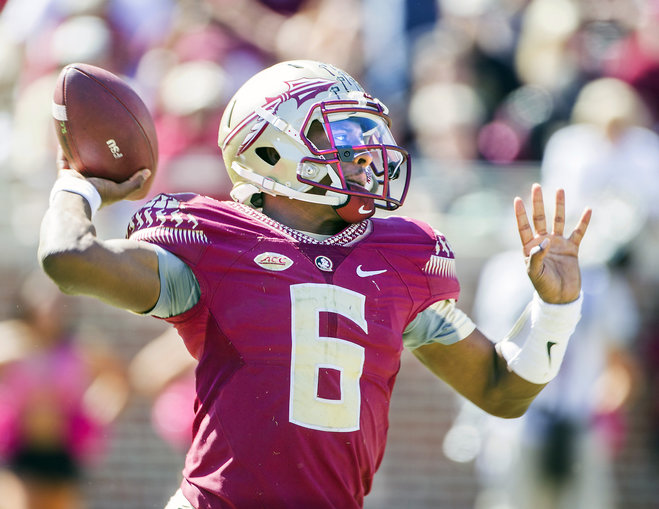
top-left (0, 0), bottom-right (658, 507)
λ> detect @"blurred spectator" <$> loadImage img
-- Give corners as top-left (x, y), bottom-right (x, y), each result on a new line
top-left (474, 0), bottom-right (643, 163)
top-left (405, 23), bottom-right (481, 212)
top-left (149, 59), bottom-right (233, 200)
top-left (203, 0), bottom-right (363, 76)
top-left (603, 0), bottom-right (659, 130)
top-left (361, 0), bottom-right (438, 143)
top-left (133, 13), bottom-right (267, 201)
top-left (410, 79), bottom-right (486, 163)
top-left (407, 78), bottom-right (485, 212)
top-left (441, 74), bottom-right (654, 509)
top-left (129, 328), bottom-right (196, 453)
top-left (443, 247), bottom-right (641, 509)
top-left (540, 77), bottom-right (659, 267)
top-left (0, 270), bottom-right (129, 509)
top-left (0, 0), bottom-right (175, 86)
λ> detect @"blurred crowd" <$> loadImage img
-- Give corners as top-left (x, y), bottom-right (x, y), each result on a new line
top-left (0, 0), bottom-right (658, 508)
top-left (3, 0), bottom-right (659, 236)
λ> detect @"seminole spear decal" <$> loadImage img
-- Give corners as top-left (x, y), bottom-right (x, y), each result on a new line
top-left (228, 78), bottom-right (335, 156)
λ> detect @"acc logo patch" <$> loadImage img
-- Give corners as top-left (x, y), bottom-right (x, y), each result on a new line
top-left (254, 252), bottom-right (294, 271)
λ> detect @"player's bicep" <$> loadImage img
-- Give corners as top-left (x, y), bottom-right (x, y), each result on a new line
top-left (100, 239), bottom-right (161, 312)
top-left (43, 236), bottom-right (160, 313)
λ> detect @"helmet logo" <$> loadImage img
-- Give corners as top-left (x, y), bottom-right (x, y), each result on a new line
top-left (236, 78), bottom-right (335, 156)
top-left (272, 78), bottom-right (336, 107)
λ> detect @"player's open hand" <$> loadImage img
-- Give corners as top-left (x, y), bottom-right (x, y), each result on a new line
top-left (515, 183), bottom-right (592, 304)
top-left (56, 147), bottom-right (151, 206)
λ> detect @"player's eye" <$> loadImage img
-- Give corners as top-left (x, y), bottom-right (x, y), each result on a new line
top-left (334, 132), bottom-right (348, 143)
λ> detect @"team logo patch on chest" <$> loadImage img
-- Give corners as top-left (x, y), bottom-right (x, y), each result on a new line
top-left (314, 255), bottom-right (334, 272)
top-left (254, 252), bottom-right (294, 271)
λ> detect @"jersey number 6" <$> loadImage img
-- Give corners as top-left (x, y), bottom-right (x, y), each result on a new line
top-left (289, 283), bottom-right (366, 432)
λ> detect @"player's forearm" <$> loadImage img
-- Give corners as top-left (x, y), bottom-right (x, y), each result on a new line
top-left (38, 190), bottom-right (101, 294)
top-left (413, 336), bottom-right (545, 419)
top-left (477, 350), bottom-right (547, 418)
top-left (39, 191), bottom-right (161, 313)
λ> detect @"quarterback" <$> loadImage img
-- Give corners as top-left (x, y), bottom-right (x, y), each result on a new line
top-left (39, 60), bottom-right (591, 508)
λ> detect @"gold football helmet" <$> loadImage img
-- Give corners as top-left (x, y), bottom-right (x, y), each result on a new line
top-left (218, 60), bottom-right (410, 222)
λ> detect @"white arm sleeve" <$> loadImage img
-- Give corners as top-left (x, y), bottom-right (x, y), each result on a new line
top-left (403, 300), bottom-right (476, 350)
top-left (142, 245), bottom-right (201, 318)
top-left (496, 292), bottom-right (583, 384)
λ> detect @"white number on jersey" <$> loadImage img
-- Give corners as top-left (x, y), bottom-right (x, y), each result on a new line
top-left (289, 283), bottom-right (366, 432)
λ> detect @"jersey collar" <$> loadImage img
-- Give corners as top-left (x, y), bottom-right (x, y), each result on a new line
top-left (229, 202), bottom-right (373, 246)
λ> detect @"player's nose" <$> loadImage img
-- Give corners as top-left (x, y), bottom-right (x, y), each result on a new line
top-left (338, 147), bottom-right (373, 187)
top-left (343, 163), bottom-right (369, 187)
top-left (353, 150), bottom-right (373, 168)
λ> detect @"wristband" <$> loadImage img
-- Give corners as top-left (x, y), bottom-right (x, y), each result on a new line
top-left (495, 291), bottom-right (583, 384)
top-left (49, 175), bottom-right (102, 217)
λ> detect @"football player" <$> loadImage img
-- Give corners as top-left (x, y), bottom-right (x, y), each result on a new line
top-left (39, 60), bottom-right (591, 509)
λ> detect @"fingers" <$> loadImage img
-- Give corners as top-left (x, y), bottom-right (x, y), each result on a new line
top-left (130, 168), bottom-right (152, 187)
top-left (117, 169), bottom-right (151, 195)
top-left (514, 196), bottom-right (534, 246)
top-left (515, 183), bottom-right (548, 247)
top-left (568, 207), bottom-right (592, 247)
top-left (86, 168), bottom-right (151, 206)
top-left (552, 188), bottom-right (565, 236)
top-left (531, 183), bottom-right (547, 235)
top-left (528, 237), bottom-right (550, 275)
top-left (516, 183), bottom-right (592, 251)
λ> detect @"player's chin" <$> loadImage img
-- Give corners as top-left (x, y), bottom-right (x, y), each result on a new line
top-left (334, 189), bottom-right (376, 223)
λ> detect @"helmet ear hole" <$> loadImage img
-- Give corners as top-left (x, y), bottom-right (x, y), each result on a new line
top-left (250, 193), bottom-right (264, 208)
top-left (255, 147), bottom-right (281, 166)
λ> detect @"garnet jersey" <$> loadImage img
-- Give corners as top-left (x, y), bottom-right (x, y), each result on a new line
top-left (127, 194), bottom-right (461, 509)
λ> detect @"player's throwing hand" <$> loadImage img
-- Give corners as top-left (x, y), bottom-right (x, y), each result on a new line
top-left (56, 147), bottom-right (151, 207)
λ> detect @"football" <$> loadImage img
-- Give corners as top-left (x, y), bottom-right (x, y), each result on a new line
top-left (52, 63), bottom-right (158, 199)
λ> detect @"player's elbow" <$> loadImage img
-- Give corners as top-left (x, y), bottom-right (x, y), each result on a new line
top-left (485, 401), bottom-right (532, 419)
top-left (478, 386), bottom-right (540, 419)
top-left (39, 246), bottom-right (91, 295)
top-left (475, 399), bottom-right (529, 419)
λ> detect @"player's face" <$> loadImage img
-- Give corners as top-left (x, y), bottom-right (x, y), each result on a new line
top-left (306, 120), bottom-right (373, 188)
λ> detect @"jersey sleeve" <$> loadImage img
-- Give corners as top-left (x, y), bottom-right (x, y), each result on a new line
top-left (125, 193), bottom-right (212, 267)
top-left (144, 245), bottom-right (201, 318)
top-left (380, 217), bottom-right (462, 324)
top-left (402, 299), bottom-right (476, 350)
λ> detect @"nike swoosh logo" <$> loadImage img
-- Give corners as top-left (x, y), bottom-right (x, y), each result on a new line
top-left (356, 265), bottom-right (387, 277)
top-left (358, 205), bottom-right (373, 214)
top-left (546, 341), bottom-right (557, 364)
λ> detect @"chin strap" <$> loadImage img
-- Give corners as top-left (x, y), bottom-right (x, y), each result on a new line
top-left (231, 162), bottom-right (344, 206)
top-left (334, 183), bottom-right (376, 223)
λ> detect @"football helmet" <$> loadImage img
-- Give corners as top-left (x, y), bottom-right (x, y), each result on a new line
top-left (218, 60), bottom-right (410, 222)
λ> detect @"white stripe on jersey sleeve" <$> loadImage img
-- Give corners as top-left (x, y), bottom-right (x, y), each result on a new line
top-left (139, 244), bottom-right (200, 318)
top-left (402, 299), bottom-right (476, 350)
